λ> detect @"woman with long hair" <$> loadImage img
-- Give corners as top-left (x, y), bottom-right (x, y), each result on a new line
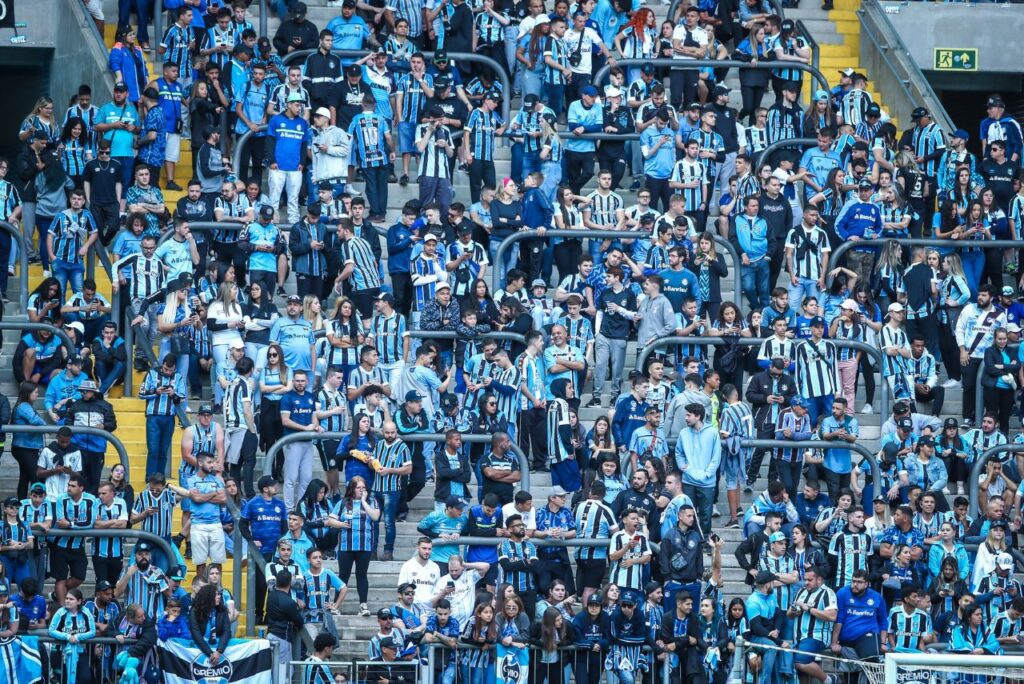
top-left (872, 239), bottom-right (904, 313)
top-left (189, 80), bottom-right (223, 174)
top-left (204, 564), bottom-right (239, 636)
top-left (11, 382), bottom-right (46, 499)
top-left (517, 23), bottom-right (550, 98)
top-left (328, 476), bottom-right (380, 617)
top-left (552, 185), bottom-right (586, 281)
top-left (879, 184), bottom-right (912, 240)
top-left (463, 278), bottom-right (501, 326)
top-left (243, 281), bottom-right (277, 370)
top-left (538, 114), bottom-right (563, 205)
top-left (971, 522), bottom-right (1008, 589)
top-left (938, 253), bottom-right (971, 384)
top-left (615, 8), bottom-right (657, 82)
top-left (108, 463), bottom-right (135, 514)
top-left (853, 285), bottom-right (881, 414)
top-left (711, 300), bottom-right (745, 389)
top-left (300, 479), bottom-right (339, 554)
top-left (27, 277), bottom-right (64, 323)
top-left (928, 521), bottom-right (970, 588)
top-left (951, 602), bottom-right (999, 655)
top-left (19, 96), bottom-right (58, 147)
top-left (734, 23), bottom-right (770, 124)
top-left (490, 179), bottom-right (523, 281)
top-left (688, 232), bottom-right (728, 321)
top-left (459, 601), bottom-right (498, 684)
top-left (496, 593), bottom-right (530, 650)
top-left (936, 417), bottom-right (970, 494)
top-left (58, 118), bottom-right (90, 189)
top-left (982, 328), bottom-right (1017, 435)
top-left (529, 606), bottom-right (568, 684)
top-left (156, 285), bottom-right (196, 383)
top-left (894, 151), bottom-right (928, 239)
top-left (929, 556), bottom-right (969, 622)
top-left (788, 523), bottom-right (828, 588)
top-left (808, 167), bottom-right (848, 231)
top-left (586, 415), bottom-right (616, 466)
top-left (979, 186), bottom-right (1009, 287)
top-left (338, 413), bottom-right (378, 489)
top-left (257, 342), bottom-right (291, 456)
top-left (802, 91), bottom-right (838, 139)
top-left (326, 297), bottom-right (364, 386)
top-left (535, 579), bottom-right (575, 621)
top-left (208, 282), bottom-right (245, 409)
top-left (948, 165), bottom-right (977, 218)
top-left (689, 598), bottom-right (729, 684)
top-left (108, 26), bottom-right (149, 103)
top-left (48, 588), bottom-right (95, 684)
top-left (188, 584), bottom-right (232, 662)
top-left (959, 199), bottom-right (991, 297)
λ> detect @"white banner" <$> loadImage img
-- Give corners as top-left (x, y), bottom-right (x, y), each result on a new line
top-left (157, 638), bottom-right (274, 684)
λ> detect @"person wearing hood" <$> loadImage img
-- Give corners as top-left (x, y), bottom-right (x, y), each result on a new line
top-left (65, 380), bottom-right (117, 495)
top-left (607, 589), bottom-right (649, 684)
top-left (35, 146), bottom-right (76, 278)
top-left (674, 402), bottom-right (721, 539)
top-left (547, 378), bottom-right (581, 492)
top-left (570, 594), bottom-right (611, 684)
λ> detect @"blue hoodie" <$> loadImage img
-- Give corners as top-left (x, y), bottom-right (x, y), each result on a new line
top-left (835, 200), bottom-right (883, 251)
top-left (675, 423), bottom-right (722, 488)
top-left (386, 222), bottom-right (415, 274)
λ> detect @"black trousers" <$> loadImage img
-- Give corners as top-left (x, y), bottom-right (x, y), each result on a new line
top-left (518, 407), bottom-right (548, 469)
top-left (669, 68), bottom-right (699, 110)
top-left (597, 148), bottom-right (627, 190)
top-left (391, 272), bottom-right (413, 316)
top-left (238, 139), bottom-right (265, 185)
top-left (745, 425), bottom-right (778, 485)
top-left (553, 240), bottom-right (582, 283)
top-left (91, 555), bottom-right (123, 585)
top-left (82, 450), bottom-right (105, 495)
top-left (914, 385), bottom-right (946, 417)
top-left (822, 468), bottom-right (851, 504)
top-left (338, 549), bottom-right (372, 603)
top-left (536, 556), bottom-right (576, 596)
top-left (645, 175), bottom-right (673, 213)
top-left (739, 85), bottom-right (767, 124)
top-left (400, 448), bottom-right (427, 516)
top-left (517, 238), bottom-right (545, 283)
top-left (767, 244), bottom-right (785, 293)
top-left (296, 274), bottom-right (325, 300)
top-left (962, 357), bottom-right (983, 422)
top-left (858, 353), bottom-right (876, 406)
top-left (229, 430), bottom-right (259, 499)
top-left (11, 446), bottom-right (39, 500)
top-left (92, 202), bottom-right (121, 244)
top-left (468, 159), bottom-right (496, 204)
top-left (214, 239), bottom-right (248, 285)
top-left (564, 150), bottom-right (595, 194)
top-left (939, 319), bottom-right (962, 381)
top-left (984, 385), bottom-right (1015, 435)
top-left (906, 314), bottom-right (941, 368)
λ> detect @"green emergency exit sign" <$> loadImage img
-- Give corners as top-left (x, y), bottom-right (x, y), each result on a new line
top-left (934, 48), bottom-right (977, 71)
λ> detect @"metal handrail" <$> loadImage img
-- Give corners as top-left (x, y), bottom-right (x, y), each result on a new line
top-left (634, 335), bottom-right (890, 430)
top-left (794, 20), bottom-right (820, 77)
top-left (406, 330), bottom-right (526, 345)
top-left (156, 221), bottom-right (243, 246)
top-left (743, 438), bottom-right (880, 494)
top-left (0, 221), bottom-right (29, 312)
top-left (830, 239), bottom-right (1024, 283)
top-left (232, 127), bottom-right (269, 182)
top-left (259, 0), bottom-right (268, 42)
top-left (968, 444), bottom-right (1024, 518)
top-left (754, 137), bottom-right (817, 171)
top-left (2, 321), bottom-right (77, 353)
top-left (30, 526), bottom-right (175, 572)
top-left (154, 0), bottom-right (165, 61)
top-left (280, 49), bottom-right (513, 125)
top-left (593, 59), bottom-right (829, 99)
top-left (8, 425), bottom-right (130, 477)
top-left (262, 431), bottom-right (532, 491)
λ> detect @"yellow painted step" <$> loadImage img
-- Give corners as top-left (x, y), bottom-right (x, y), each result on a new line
top-left (827, 9), bottom-right (859, 21)
top-left (835, 20), bottom-right (860, 34)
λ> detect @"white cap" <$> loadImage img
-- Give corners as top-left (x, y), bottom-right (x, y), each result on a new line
top-left (534, 14), bottom-right (549, 24)
top-left (604, 85), bottom-right (621, 98)
top-left (841, 298), bottom-right (858, 310)
top-left (229, 338), bottom-right (246, 349)
top-left (997, 552), bottom-right (1014, 570)
top-left (423, 233), bottom-right (439, 242)
top-left (64, 321), bottom-right (85, 335)
top-left (435, 282), bottom-right (451, 291)
top-left (887, 302), bottom-right (904, 313)
top-left (314, 107), bottom-right (331, 119)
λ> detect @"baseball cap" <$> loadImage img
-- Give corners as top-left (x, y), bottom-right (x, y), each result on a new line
top-left (345, 64), bottom-right (361, 77)
top-left (377, 608), bottom-right (395, 620)
top-left (754, 570), bottom-right (777, 585)
top-left (713, 83), bottom-right (730, 96)
top-left (30, 482), bottom-right (45, 494)
top-left (641, 63), bottom-right (655, 75)
top-left (67, 355), bottom-right (86, 366)
top-left (988, 95), bottom-right (1005, 109)
top-left (531, 278), bottom-right (547, 289)
top-left (550, 485), bottom-right (568, 498)
top-left (444, 495), bottom-right (466, 510)
top-left (423, 233), bottom-right (439, 243)
top-left (259, 204), bottom-right (275, 220)
top-left (581, 85), bottom-right (598, 97)
top-left (0, 582), bottom-right (11, 596)
top-left (314, 107), bottom-right (331, 120)
top-left (439, 393), bottom-right (458, 411)
top-left (857, 178), bottom-right (874, 190)
top-left (484, 90), bottom-right (500, 102)
top-left (1009, 323), bottom-right (1022, 334)
top-left (435, 282), bottom-right (451, 291)
top-left (992, 519), bottom-right (1010, 531)
top-left (809, 316), bottom-right (825, 327)
top-left (839, 67), bottom-right (855, 77)
top-left (433, 49), bottom-right (449, 63)
top-left (434, 75), bottom-right (451, 88)
top-left (257, 475), bottom-right (278, 491)
top-left (405, 390), bottom-right (424, 402)
top-left (377, 292), bottom-right (395, 304)
top-left (587, 593), bottom-right (603, 606)
top-left (95, 580), bottom-right (115, 592)
top-left (341, 0), bottom-right (356, 7)
top-left (287, 294), bottom-right (302, 304)
top-left (257, 37), bottom-right (271, 50)
top-left (619, 589), bottom-right (639, 605)
top-left (997, 553), bottom-right (1015, 569)
top-left (897, 416), bottom-right (913, 431)
top-left (841, 298), bottom-right (858, 310)
top-left (135, 541), bottom-right (152, 554)
top-left (604, 85), bottom-right (621, 98)
top-left (523, 93), bottom-right (539, 107)
top-left (866, 103), bottom-right (881, 117)
top-left (780, 18), bottom-right (794, 31)
top-left (113, 82), bottom-right (128, 92)
top-left (2, 497), bottom-right (19, 508)
top-left (198, 403), bottom-right (214, 415)
top-left (229, 338), bottom-right (245, 349)
top-left (944, 417), bottom-right (959, 429)
top-left (872, 495), bottom-right (888, 504)
top-left (284, 90), bottom-right (305, 104)
top-left (814, 89), bottom-right (829, 102)
top-left (887, 302), bottom-right (905, 313)
top-left (291, 1), bottom-right (307, 15)
top-left (79, 380), bottom-right (99, 392)
top-left (918, 435), bottom-right (935, 448)
top-left (769, 531), bottom-right (787, 544)
top-left (790, 396), bottom-right (807, 409)
top-left (911, 106), bottom-right (928, 119)
top-left (1002, 286), bottom-right (1015, 296)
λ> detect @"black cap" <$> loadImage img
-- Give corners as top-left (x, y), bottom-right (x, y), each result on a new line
top-left (198, 403), bottom-right (213, 415)
top-left (96, 580), bottom-right (115, 592)
top-left (2, 496), bottom-right (19, 508)
top-left (857, 178), bottom-right (874, 190)
top-left (944, 417), bottom-right (959, 429)
top-left (586, 593), bottom-right (603, 606)
top-left (641, 63), bottom-right (655, 75)
top-left (113, 82), bottom-right (128, 92)
top-left (434, 49), bottom-right (449, 63)
top-left (257, 36), bottom-right (271, 50)
top-left (434, 75), bottom-right (451, 89)
top-left (379, 636), bottom-right (398, 649)
top-left (291, 1), bottom-right (307, 15)
top-left (988, 95), bottom-right (1005, 108)
top-left (135, 541), bottom-right (152, 554)
top-left (713, 84), bottom-right (730, 97)
top-left (440, 392), bottom-right (459, 410)
top-left (754, 570), bottom-right (778, 585)
top-left (377, 292), bottom-right (395, 304)
top-left (341, 0), bottom-right (356, 7)
top-left (259, 204), bottom-right (275, 220)
top-left (444, 495), bottom-right (466, 510)
top-left (897, 416), bottom-right (913, 431)
top-left (377, 608), bottom-right (395, 620)
top-left (918, 436), bottom-right (935, 448)
top-left (866, 103), bottom-right (881, 117)
top-left (258, 475), bottom-right (278, 491)
top-left (287, 294), bottom-right (302, 304)
top-left (345, 64), bottom-right (361, 77)
top-left (523, 93), bottom-right (539, 108)
top-left (809, 316), bottom-right (825, 327)
top-left (911, 106), bottom-right (928, 119)
top-left (781, 18), bottom-right (795, 31)
top-left (619, 589), bottom-right (639, 605)
top-left (992, 519), bottom-right (1010, 530)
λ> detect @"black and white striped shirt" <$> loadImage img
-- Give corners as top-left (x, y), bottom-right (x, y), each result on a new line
top-left (416, 123), bottom-right (454, 179)
top-left (224, 376), bottom-right (253, 429)
top-left (757, 336), bottom-right (795, 366)
top-left (586, 190), bottom-right (624, 228)
top-left (340, 236), bottom-right (383, 291)
top-left (493, 365), bottom-right (523, 425)
top-left (793, 584), bottom-right (837, 643)
top-left (368, 312), bottom-right (406, 365)
top-left (827, 528), bottom-right (871, 587)
top-left (795, 338), bottom-right (839, 398)
top-left (116, 253), bottom-right (165, 300)
top-left (785, 224), bottom-right (831, 281)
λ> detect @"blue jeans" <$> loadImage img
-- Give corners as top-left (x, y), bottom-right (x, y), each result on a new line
top-left (787, 276), bottom-right (820, 308)
top-left (962, 250), bottom-right (984, 299)
top-left (742, 258), bottom-right (771, 311)
top-left (146, 415), bottom-right (176, 477)
top-left (682, 483), bottom-right (713, 539)
top-left (97, 360), bottom-right (126, 394)
top-left (377, 491), bottom-right (402, 552)
top-left (53, 259), bottom-right (84, 302)
top-left (540, 161), bottom-right (562, 205)
top-left (806, 393), bottom-right (833, 430)
top-left (523, 151), bottom-right (541, 177)
top-left (749, 636), bottom-right (779, 684)
top-left (460, 662), bottom-right (493, 684)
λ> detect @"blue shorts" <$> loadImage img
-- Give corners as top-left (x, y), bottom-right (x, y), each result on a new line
top-left (794, 638), bottom-right (827, 664)
top-left (398, 122), bottom-right (418, 155)
top-left (723, 452), bottom-right (744, 490)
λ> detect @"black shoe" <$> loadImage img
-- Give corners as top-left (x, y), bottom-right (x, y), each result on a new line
top-left (172, 533), bottom-right (185, 548)
top-left (397, 513), bottom-right (408, 523)
top-left (184, 542), bottom-right (192, 559)
top-left (725, 518), bottom-right (740, 529)
top-left (629, 178), bottom-right (641, 191)
top-left (276, 286), bottom-right (286, 297)
top-left (388, 173), bottom-right (398, 183)
top-left (399, 174), bottom-right (409, 187)
top-left (166, 181), bottom-right (183, 192)
top-left (191, 392), bottom-right (202, 401)
top-left (585, 397), bottom-right (602, 408)
top-left (213, 404), bottom-right (222, 414)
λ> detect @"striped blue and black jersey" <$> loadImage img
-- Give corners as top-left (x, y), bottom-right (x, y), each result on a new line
top-left (49, 607), bottom-right (95, 640)
top-left (373, 439), bottom-right (411, 493)
top-left (543, 37), bottom-right (569, 86)
top-left (670, 158), bottom-right (706, 211)
top-left (0, 180), bottom-right (21, 222)
top-left (93, 499), bottom-right (129, 558)
top-left (53, 493), bottom-right (99, 549)
top-left (411, 253), bottom-right (446, 311)
top-left (474, 10), bottom-right (505, 44)
top-left (213, 196), bottom-right (252, 242)
top-left (392, 0), bottom-right (424, 35)
top-left (686, 129), bottom-right (726, 183)
top-left (493, 365), bottom-right (523, 424)
top-left (912, 122), bottom-right (946, 178)
top-left (466, 109), bottom-right (504, 162)
top-left (200, 25), bottom-right (236, 70)
top-left (50, 209), bottom-right (98, 263)
top-left (332, 500), bottom-right (375, 552)
top-left (160, 23), bottom-right (195, 74)
top-left (181, 423), bottom-right (217, 485)
top-left (132, 488), bottom-right (177, 539)
top-left (840, 89), bottom-right (872, 128)
top-left (340, 235), bottom-right (382, 291)
top-left (138, 368), bottom-right (186, 416)
top-left (759, 552), bottom-right (795, 610)
top-left (121, 565), bottom-right (171, 617)
top-left (574, 499), bottom-right (616, 561)
top-left (224, 376), bottom-right (254, 430)
top-left (416, 123), bottom-right (454, 178)
top-left (888, 607), bottom-right (931, 652)
top-left (766, 34), bottom-right (808, 82)
top-left (397, 72), bottom-right (433, 122)
top-left (60, 138), bottom-right (88, 178)
top-left (793, 584), bottom-right (837, 643)
top-left (348, 112), bottom-right (390, 168)
top-left (303, 568), bottom-right (345, 622)
top-left (499, 539), bottom-right (537, 592)
top-left (368, 312), bottom-right (406, 365)
top-left (827, 528), bottom-right (871, 587)
top-left (1, 519), bottom-right (31, 554)
top-left (316, 386), bottom-right (346, 432)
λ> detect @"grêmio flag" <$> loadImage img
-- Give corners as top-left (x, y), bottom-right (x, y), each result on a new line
top-left (0, 0), bottom-right (14, 30)
top-left (158, 637), bottom-right (274, 684)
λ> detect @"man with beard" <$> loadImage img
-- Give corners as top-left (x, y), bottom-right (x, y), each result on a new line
top-left (499, 514), bottom-right (539, 618)
top-left (168, 452), bottom-right (227, 579)
top-left (115, 541), bottom-right (173, 617)
top-left (830, 568), bottom-right (888, 662)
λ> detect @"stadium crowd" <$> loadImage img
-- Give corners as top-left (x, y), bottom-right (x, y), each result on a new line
top-left (0, 0), bottom-right (1023, 681)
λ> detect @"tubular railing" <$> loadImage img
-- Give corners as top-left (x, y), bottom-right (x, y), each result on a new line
top-left (830, 238), bottom-right (1024, 284)
top-left (754, 137), bottom-right (817, 171)
top-left (968, 444), bottom-right (1024, 519)
top-left (794, 21), bottom-right (820, 77)
top-left (157, 221), bottom-right (241, 245)
top-left (9, 425), bottom-right (130, 477)
top-left (31, 526), bottom-right (175, 571)
top-left (743, 438), bottom-right (880, 493)
top-left (858, 0), bottom-right (954, 131)
top-left (668, 0), bottom-right (784, 23)
top-left (1, 321), bottom-right (77, 353)
top-left (1, 221), bottom-right (29, 313)
top-left (406, 329), bottom-right (526, 347)
top-left (593, 59), bottom-right (829, 102)
top-left (280, 49), bottom-right (512, 125)
top-left (262, 431), bottom-right (532, 492)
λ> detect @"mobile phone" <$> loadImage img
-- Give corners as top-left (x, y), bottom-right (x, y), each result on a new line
top-left (632, 534), bottom-right (642, 544)
top-left (709, 533), bottom-right (720, 544)
top-left (447, 580), bottom-right (455, 589)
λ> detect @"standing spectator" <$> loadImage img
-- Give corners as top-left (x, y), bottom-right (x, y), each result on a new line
top-left (52, 475), bottom-right (98, 605)
top-left (64, 380), bottom-right (116, 495)
top-left (588, 266), bottom-right (636, 408)
top-left (955, 283), bottom-right (1006, 427)
top-left (49, 188), bottom-right (98, 300)
top-left (534, 487), bottom-right (577, 595)
top-left (168, 453), bottom-right (227, 579)
top-left (349, 94), bottom-right (395, 222)
top-left (48, 588), bottom-right (97, 684)
top-left (240, 476), bottom-right (288, 625)
top-left (266, 570), bottom-right (305, 684)
top-left (280, 369), bottom-right (321, 510)
top-left (794, 317), bottom-right (839, 429)
top-left (83, 139), bottom-right (124, 246)
top-left (785, 205), bottom-right (831, 306)
top-left (267, 93), bottom-right (310, 224)
top-left (675, 402), bottom-right (721, 538)
top-left (138, 354), bottom-right (186, 478)
top-left (11, 382), bottom-right (46, 499)
top-left (499, 514), bottom-right (539, 617)
top-left (982, 328), bottom-right (1019, 435)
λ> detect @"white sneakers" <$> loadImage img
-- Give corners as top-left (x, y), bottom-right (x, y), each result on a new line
top-left (941, 379), bottom-right (961, 389)
top-left (860, 403), bottom-right (873, 414)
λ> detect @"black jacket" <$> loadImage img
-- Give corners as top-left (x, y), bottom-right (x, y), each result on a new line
top-left (758, 191), bottom-right (793, 253)
top-left (982, 344), bottom-right (1021, 388)
top-left (15, 145), bottom-right (41, 203)
top-left (272, 18), bottom-right (321, 56)
top-left (266, 588), bottom-right (304, 640)
top-left (188, 607), bottom-right (232, 656)
top-left (660, 525), bottom-right (705, 583)
top-left (745, 370), bottom-right (797, 430)
top-left (735, 530), bottom-right (770, 585)
top-left (430, 448), bottom-right (472, 502)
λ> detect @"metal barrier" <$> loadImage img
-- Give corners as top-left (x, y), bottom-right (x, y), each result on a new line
top-left (280, 49), bottom-right (512, 125)
top-left (491, 230), bottom-right (741, 303)
top-left (262, 431), bottom-right (532, 492)
top-left (743, 438), bottom-right (880, 494)
top-left (8, 425), bottom-right (130, 477)
top-left (0, 221), bottom-right (29, 312)
top-left (968, 444), bottom-right (1024, 518)
top-left (157, 220), bottom-right (242, 246)
top-left (633, 336), bottom-right (890, 424)
top-left (1, 321), bottom-right (77, 354)
top-left (31, 525), bottom-right (176, 570)
top-left (593, 59), bottom-right (830, 101)
top-left (753, 137), bottom-right (817, 171)
top-left (831, 238), bottom-right (1024, 280)
top-left (795, 21), bottom-right (820, 76)
top-left (407, 329), bottom-right (526, 347)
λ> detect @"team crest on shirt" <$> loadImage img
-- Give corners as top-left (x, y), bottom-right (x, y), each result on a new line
top-left (867, 599), bottom-right (874, 606)
top-left (687, 539), bottom-right (696, 549)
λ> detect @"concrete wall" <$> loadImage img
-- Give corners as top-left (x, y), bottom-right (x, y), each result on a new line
top-left (881, 1), bottom-right (1024, 74)
top-left (0, 0), bottom-right (115, 108)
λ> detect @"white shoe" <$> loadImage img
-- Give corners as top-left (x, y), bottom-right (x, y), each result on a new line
top-left (6, 266), bottom-right (13, 276)
top-left (42, 269), bottom-right (50, 278)
top-left (860, 403), bottom-right (873, 414)
top-left (712, 505), bottom-right (721, 518)
top-left (957, 483), bottom-right (965, 495)
top-left (941, 379), bottom-right (961, 389)
top-left (942, 486), bottom-right (950, 495)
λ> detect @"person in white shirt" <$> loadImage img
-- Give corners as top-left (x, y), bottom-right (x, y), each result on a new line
top-left (398, 537), bottom-right (442, 614)
top-left (501, 490), bottom-right (536, 535)
top-left (430, 555), bottom-right (489, 627)
top-left (669, 6), bottom-right (708, 110)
